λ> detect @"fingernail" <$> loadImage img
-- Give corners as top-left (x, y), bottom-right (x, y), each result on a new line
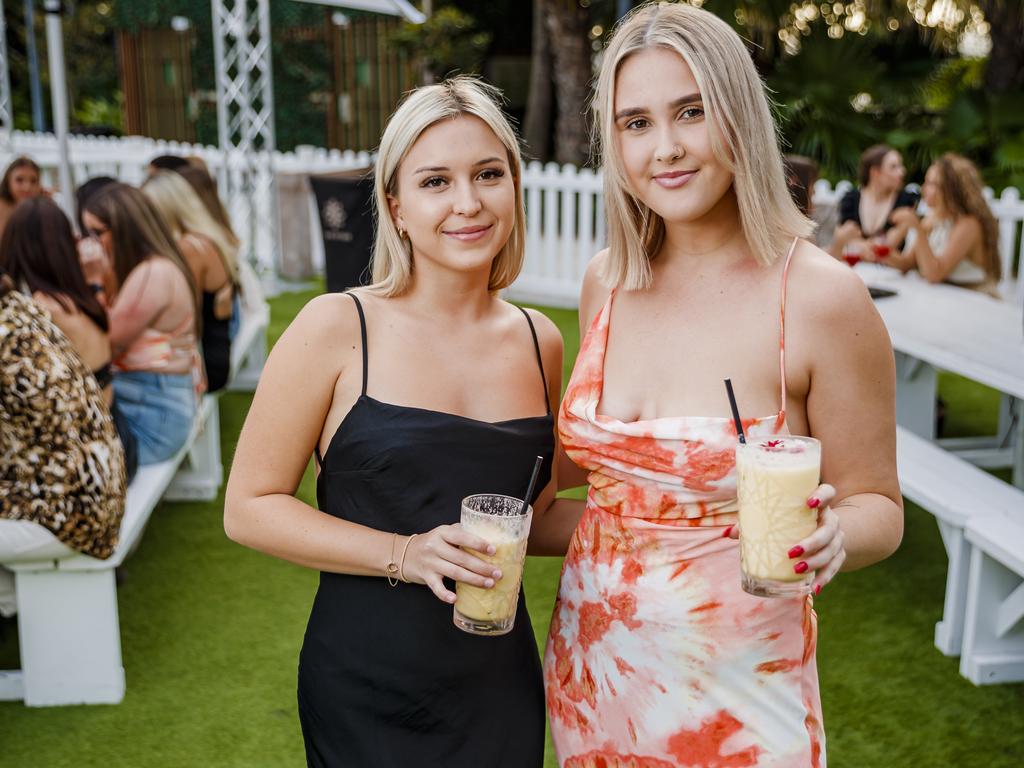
top-left (493, 570), bottom-right (502, 580)
top-left (722, 525), bottom-right (734, 538)
top-left (794, 561), bottom-right (809, 574)
top-left (484, 579), bottom-right (494, 588)
top-left (788, 545), bottom-right (804, 559)
top-left (814, 584), bottom-right (822, 596)
top-left (807, 497), bottom-right (821, 509)
top-left (487, 545), bottom-right (496, 555)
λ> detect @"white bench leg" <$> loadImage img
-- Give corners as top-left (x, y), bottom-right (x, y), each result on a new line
top-left (15, 568), bottom-right (125, 705)
top-left (960, 542), bottom-right (1024, 685)
top-left (166, 397), bottom-right (223, 502)
top-left (227, 324), bottom-right (267, 393)
top-left (934, 520), bottom-right (970, 656)
top-left (894, 352), bottom-right (937, 440)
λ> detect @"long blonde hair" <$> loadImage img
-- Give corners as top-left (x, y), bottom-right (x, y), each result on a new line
top-left (143, 171), bottom-right (239, 283)
top-left (368, 75), bottom-right (526, 297)
top-left (593, 2), bottom-right (813, 290)
top-left (934, 153), bottom-right (1001, 282)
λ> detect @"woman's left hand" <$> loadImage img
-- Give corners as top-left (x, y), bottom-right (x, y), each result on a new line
top-left (729, 483), bottom-right (845, 595)
top-left (789, 484), bottom-right (843, 594)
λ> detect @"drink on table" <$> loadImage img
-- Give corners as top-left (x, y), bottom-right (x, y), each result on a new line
top-left (454, 494), bottom-right (532, 635)
top-left (735, 436), bottom-right (821, 597)
top-left (870, 237), bottom-right (891, 260)
top-left (842, 246), bottom-right (862, 267)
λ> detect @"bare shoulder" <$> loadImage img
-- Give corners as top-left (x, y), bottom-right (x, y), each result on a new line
top-left (281, 291), bottom-right (363, 355)
top-left (520, 306), bottom-right (563, 353)
top-left (787, 238), bottom-right (876, 326)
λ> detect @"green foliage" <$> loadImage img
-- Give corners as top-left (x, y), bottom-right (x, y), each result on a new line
top-left (770, 30), bottom-right (884, 178)
top-left (389, 7), bottom-right (492, 80)
top-left (74, 95), bottom-right (124, 132)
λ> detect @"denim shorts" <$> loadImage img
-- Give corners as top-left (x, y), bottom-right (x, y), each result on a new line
top-left (113, 371), bottom-right (196, 466)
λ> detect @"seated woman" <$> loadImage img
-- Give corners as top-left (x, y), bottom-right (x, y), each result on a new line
top-left (143, 171), bottom-right (239, 391)
top-left (81, 184), bottom-right (201, 466)
top-left (0, 265), bottom-right (126, 617)
top-left (830, 144), bottom-right (919, 262)
top-left (0, 156), bottom-right (45, 240)
top-left (888, 153), bottom-right (1002, 295)
top-left (0, 197), bottom-right (138, 481)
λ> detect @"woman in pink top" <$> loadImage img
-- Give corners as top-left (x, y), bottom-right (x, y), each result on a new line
top-left (81, 184), bottom-right (200, 465)
top-left (540, 5), bottom-right (903, 766)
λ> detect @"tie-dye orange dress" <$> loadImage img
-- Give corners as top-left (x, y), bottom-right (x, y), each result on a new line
top-left (545, 245), bottom-right (825, 768)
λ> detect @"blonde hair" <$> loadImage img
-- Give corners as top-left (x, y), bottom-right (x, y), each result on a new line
top-left (368, 75), bottom-right (525, 297)
top-left (593, 1), bottom-right (813, 289)
top-left (142, 171), bottom-right (239, 283)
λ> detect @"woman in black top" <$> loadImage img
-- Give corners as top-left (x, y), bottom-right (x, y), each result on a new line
top-left (225, 77), bottom-right (567, 767)
top-left (830, 144), bottom-right (919, 261)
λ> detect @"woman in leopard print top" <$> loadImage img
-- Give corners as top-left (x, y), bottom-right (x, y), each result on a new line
top-left (0, 273), bottom-right (126, 562)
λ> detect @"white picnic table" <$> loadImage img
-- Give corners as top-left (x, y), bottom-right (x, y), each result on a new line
top-left (854, 263), bottom-right (1024, 487)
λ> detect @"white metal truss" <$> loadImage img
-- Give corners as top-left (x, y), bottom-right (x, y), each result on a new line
top-left (212, 0), bottom-right (280, 285)
top-left (0, 0), bottom-right (13, 152)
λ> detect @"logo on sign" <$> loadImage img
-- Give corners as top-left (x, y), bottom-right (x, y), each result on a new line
top-left (322, 198), bottom-right (353, 242)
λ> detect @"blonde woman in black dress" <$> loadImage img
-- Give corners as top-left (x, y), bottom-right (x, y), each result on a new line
top-left (225, 77), bottom-right (563, 767)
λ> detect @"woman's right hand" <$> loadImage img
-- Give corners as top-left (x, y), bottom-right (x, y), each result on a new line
top-left (401, 524), bottom-right (502, 604)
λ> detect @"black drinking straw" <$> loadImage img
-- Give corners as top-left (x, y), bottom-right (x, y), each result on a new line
top-left (724, 378), bottom-right (746, 444)
top-left (520, 456), bottom-right (545, 514)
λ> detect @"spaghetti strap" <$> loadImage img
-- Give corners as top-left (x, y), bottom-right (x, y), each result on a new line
top-left (517, 306), bottom-right (551, 415)
top-left (776, 237), bottom-right (799, 429)
top-left (315, 293), bottom-right (368, 470)
top-left (349, 293), bottom-right (368, 397)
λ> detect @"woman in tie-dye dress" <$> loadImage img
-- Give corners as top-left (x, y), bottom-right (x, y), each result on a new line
top-left (539, 5), bottom-right (903, 766)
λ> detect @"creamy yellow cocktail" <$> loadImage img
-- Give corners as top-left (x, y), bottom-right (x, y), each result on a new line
top-left (736, 436), bottom-right (821, 597)
top-left (453, 494), bottom-right (533, 635)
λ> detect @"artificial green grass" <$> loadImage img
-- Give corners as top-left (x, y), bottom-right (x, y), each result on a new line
top-left (1, 287), bottom-right (1022, 767)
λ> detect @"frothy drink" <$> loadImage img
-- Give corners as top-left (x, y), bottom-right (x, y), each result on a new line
top-left (736, 436), bottom-right (821, 597)
top-left (454, 494), bottom-right (532, 635)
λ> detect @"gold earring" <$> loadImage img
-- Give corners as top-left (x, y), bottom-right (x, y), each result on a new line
top-left (398, 226), bottom-right (406, 240)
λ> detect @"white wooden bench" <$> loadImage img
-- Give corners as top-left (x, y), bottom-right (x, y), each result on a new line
top-left (961, 514), bottom-right (1024, 685)
top-left (0, 294), bottom-right (269, 706)
top-left (896, 426), bottom-right (1024, 660)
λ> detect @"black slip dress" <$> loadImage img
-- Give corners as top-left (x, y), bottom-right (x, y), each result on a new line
top-left (297, 293), bottom-right (553, 768)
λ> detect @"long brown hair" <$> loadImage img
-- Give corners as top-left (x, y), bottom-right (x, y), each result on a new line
top-left (0, 156), bottom-right (41, 203)
top-left (83, 183), bottom-right (200, 332)
top-left (0, 197), bottom-right (109, 331)
top-left (934, 153), bottom-right (1001, 282)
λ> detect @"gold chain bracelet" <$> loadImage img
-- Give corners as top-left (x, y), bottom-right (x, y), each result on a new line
top-left (385, 533), bottom-right (401, 587)
top-left (399, 534), bottom-right (418, 583)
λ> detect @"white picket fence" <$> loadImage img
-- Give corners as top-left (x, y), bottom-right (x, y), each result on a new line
top-left (4, 131), bottom-right (1022, 307)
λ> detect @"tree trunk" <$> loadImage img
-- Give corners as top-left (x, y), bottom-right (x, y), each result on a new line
top-left (980, 0), bottom-right (1024, 94)
top-left (546, 0), bottom-right (592, 167)
top-left (523, 0), bottom-right (553, 162)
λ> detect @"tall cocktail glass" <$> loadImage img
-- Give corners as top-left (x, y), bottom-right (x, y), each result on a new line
top-left (453, 494), bottom-right (532, 635)
top-left (736, 436), bottom-right (821, 597)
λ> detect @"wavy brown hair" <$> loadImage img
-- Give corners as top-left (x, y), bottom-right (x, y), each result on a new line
top-left (83, 183), bottom-right (200, 334)
top-left (934, 153), bottom-right (1001, 282)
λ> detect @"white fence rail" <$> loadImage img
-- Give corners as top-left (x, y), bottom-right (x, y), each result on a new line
top-left (3, 131), bottom-right (1022, 308)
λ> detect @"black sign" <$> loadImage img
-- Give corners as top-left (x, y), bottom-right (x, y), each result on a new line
top-left (309, 170), bottom-right (375, 293)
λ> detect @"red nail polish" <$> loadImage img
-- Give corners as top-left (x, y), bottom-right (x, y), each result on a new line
top-left (722, 525), bottom-right (734, 538)
top-left (814, 584), bottom-right (822, 596)
top-left (788, 545), bottom-right (804, 559)
top-left (794, 561), bottom-right (808, 574)
top-left (807, 497), bottom-right (821, 509)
